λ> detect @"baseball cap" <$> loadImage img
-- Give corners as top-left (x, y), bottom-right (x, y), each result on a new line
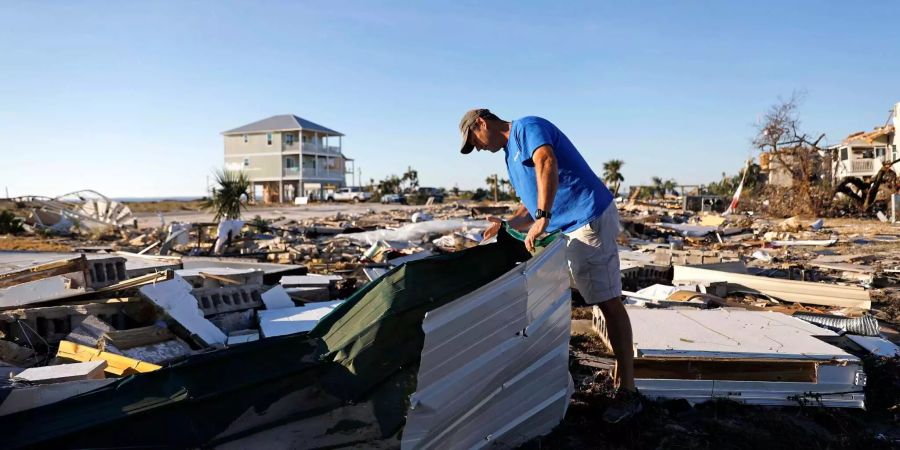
top-left (459, 108), bottom-right (492, 154)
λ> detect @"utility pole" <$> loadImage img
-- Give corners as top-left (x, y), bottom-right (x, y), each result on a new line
top-left (493, 174), bottom-right (499, 202)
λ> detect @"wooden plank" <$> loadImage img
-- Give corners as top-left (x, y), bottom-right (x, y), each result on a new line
top-left (56, 340), bottom-right (161, 376)
top-left (0, 257), bottom-right (86, 288)
top-left (673, 264), bottom-right (871, 309)
top-left (632, 357), bottom-right (817, 382)
top-left (100, 326), bottom-right (173, 350)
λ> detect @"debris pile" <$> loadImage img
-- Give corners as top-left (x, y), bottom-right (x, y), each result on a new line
top-left (0, 209), bottom-right (578, 448)
top-left (579, 205), bottom-right (900, 414)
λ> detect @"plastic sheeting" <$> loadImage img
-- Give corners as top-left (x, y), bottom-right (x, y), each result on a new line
top-left (338, 219), bottom-right (489, 244)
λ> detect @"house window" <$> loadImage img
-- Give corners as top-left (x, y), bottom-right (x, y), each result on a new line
top-left (301, 135), bottom-right (308, 143)
top-left (285, 157), bottom-right (296, 168)
top-left (876, 147), bottom-right (886, 158)
top-left (267, 133), bottom-right (273, 146)
top-left (243, 158), bottom-right (250, 167)
top-left (285, 134), bottom-right (295, 145)
top-left (840, 148), bottom-right (848, 161)
top-left (243, 134), bottom-right (248, 143)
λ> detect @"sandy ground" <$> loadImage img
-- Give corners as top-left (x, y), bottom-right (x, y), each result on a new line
top-left (132, 203), bottom-right (423, 228)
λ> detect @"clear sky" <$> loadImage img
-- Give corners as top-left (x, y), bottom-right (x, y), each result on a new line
top-left (2, 1), bottom-right (898, 198)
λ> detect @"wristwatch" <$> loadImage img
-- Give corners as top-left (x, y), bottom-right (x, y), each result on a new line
top-left (535, 209), bottom-right (552, 220)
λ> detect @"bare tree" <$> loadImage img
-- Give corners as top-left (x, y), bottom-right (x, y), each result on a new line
top-left (754, 92), bottom-right (829, 215)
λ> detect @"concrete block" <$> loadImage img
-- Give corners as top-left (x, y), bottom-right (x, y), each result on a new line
top-left (192, 285), bottom-right (264, 316)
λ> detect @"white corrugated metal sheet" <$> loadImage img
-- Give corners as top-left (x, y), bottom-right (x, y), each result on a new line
top-left (402, 239), bottom-right (573, 449)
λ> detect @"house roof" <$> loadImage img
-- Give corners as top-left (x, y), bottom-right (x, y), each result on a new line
top-left (840, 125), bottom-right (894, 147)
top-left (223, 114), bottom-right (343, 136)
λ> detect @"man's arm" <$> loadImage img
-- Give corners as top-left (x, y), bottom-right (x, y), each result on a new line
top-left (506, 204), bottom-right (534, 231)
top-left (525, 145), bottom-right (558, 251)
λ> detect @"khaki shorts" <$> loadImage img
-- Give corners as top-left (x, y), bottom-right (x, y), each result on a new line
top-left (563, 204), bottom-right (622, 304)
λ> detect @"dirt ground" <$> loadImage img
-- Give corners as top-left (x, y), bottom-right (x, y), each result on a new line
top-left (0, 234), bottom-right (72, 252)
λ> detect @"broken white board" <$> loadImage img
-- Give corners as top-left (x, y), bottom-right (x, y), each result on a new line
top-left (139, 276), bottom-right (227, 346)
top-left (623, 308), bottom-right (866, 408)
top-left (258, 301), bottom-right (343, 338)
top-left (226, 332), bottom-right (259, 345)
top-left (279, 275), bottom-right (340, 287)
top-left (338, 219), bottom-right (489, 245)
top-left (261, 285), bottom-right (295, 310)
top-left (13, 361), bottom-right (107, 384)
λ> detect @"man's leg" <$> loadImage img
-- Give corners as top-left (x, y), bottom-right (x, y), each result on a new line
top-left (597, 297), bottom-right (635, 391)
top-left (565, 206), bottom-right (641, 422)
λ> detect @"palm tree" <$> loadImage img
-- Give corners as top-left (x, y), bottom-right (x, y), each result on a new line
top-left (401, 166), bottom-right (419, 193)
top-left (602, 159), bottom-right (625, 197)
top-left (651, 176), bottom-right (664, 199)
top-left (662, 179), bottom-right (678, 198)
top-left (378, 175), bottom-right (401, 195)
top-left (205, 169), bottom-right (250, 221)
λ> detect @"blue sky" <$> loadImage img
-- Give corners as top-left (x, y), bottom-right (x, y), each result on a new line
top-left (1, 1), bottom-right (898, 198)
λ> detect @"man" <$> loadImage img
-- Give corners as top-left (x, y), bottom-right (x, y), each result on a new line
top-left (459, 109), bottom-right (641, 423)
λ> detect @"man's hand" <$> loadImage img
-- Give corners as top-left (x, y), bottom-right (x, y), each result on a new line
top-left (482, 216), bottom-right (503, 241)
top-left (524, 217), bottom-right (549, 252)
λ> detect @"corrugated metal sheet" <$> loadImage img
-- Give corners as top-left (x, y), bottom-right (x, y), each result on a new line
top-left (402, 239), bottom-right (573, 449)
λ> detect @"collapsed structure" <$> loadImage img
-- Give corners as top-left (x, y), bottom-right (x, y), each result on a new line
top-left (0, 226), bottom-right (573, 448)
top-left (1, 190), bottom-right (899, 447)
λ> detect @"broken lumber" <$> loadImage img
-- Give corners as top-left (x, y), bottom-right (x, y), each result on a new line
top-left (56, 340), bottom-right (161, 376)
top-left (100, 325), bottom-right (174, 350)
top-left (673, 264), bottom-right (871, 309)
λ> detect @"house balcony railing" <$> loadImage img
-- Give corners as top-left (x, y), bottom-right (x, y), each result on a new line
top-left (283, 167), bottom-right (300, 177)
top-left (851, 159), bottom-right (875, 173)
top-left (300, 143), bottom-right (342, 155)
top-left (302, 168), bottom-right (344, 179)
top-left (835, 159), bottom-right (882, 179)
top-left (283, 143), bottom-right (342, 155)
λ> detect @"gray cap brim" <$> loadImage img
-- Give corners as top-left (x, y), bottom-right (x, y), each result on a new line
top-left (460, 131), bottom-right (474, 154)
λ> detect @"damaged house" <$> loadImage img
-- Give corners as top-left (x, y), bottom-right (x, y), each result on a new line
top-left (830, 102), bottom-right (899, 181)
top-left (759, 102), bottom-right (900, 189)
top-left (223, 114), bottom-right (354, 204)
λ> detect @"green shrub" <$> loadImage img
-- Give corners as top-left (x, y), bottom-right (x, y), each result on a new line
top-left (0, 210), bottom-right (25, 234)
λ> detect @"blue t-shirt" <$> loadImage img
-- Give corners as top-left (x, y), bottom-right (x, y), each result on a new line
top-left (505, 116), bottom-right (613, 234)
